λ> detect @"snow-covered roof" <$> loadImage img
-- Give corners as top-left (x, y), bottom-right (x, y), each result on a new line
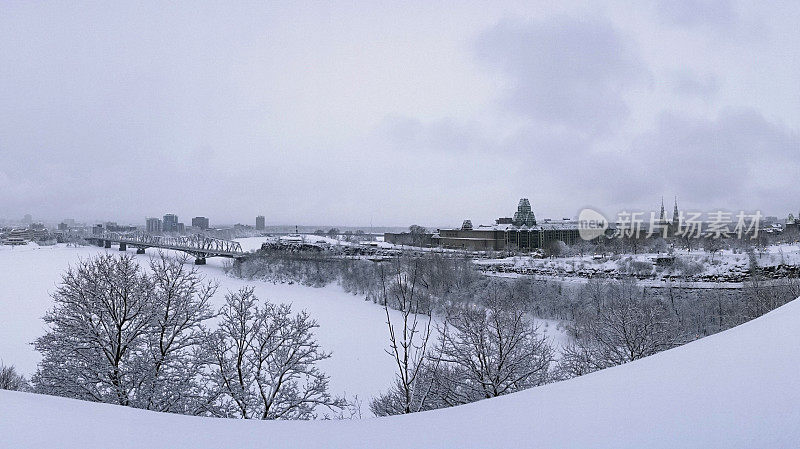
top-left (439, 222), bottom-right (580, 233)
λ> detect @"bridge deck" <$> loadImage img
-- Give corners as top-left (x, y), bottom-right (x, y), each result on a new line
top-left (88, 232), bottom-right (245, 259)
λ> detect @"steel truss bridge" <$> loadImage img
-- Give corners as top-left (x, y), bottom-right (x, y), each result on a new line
top-left (87, 232), bottom-right (245, 264)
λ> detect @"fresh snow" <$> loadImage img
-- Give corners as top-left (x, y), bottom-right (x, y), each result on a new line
top-left (0, 243), bottom-right (402, 409)
top-left (477, 244), bottom-right (800, 286)
top-left (0, 242), bottom-right (569, 420)
top-left (2, 294), bottom-right (799, 447)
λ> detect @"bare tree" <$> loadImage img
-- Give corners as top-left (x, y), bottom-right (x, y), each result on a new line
top-left (33, 254), bottom-right (155, 405)
top-left (203, 287), bottom-right (345, 419)
top-left (408, 225), bottom-right (429, 247)
top-left (558, 280), bottom-right (686, 377)
top-left (431, 300), bottom-right (553, 405)
top-left (371, 258), bottom-right (436, 416)
top-left (32, 253), bottom-right (218, 413)
top-left (135, 253), bottom-right (218, 414)
top-left (702, 237), bottom-right (724, 262)
top-left (1, 364), bottom-right (30, 391)
top-left (573, 239), bottom-right (595, 258)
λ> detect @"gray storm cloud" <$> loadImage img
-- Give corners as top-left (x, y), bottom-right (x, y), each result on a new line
top-left (0, 1), bottom-right (798, 226)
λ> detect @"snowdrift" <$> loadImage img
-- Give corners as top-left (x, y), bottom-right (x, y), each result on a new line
top-left (2, 298), bottom-right (799, 448)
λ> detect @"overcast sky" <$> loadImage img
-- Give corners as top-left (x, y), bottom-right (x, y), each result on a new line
top-left (1, 1), bottom-right (798, 227)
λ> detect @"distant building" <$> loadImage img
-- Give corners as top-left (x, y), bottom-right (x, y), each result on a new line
top-left (22, 214), bottom-right (32, 225)
top-left (163, 214), bottom-right (179, 232)
top-left (384, 232), bottom-right (434, 247)
top-left (256, 215), bottom-right (265, 230)
top-left (28, 223), bottom-right (49, 240)
top-left (105, 222), bottom-right (136, 233)
top-left (92, 224), bottom-right (104, 235)
top-left (192, 216), bottom-right (210, 229)
top-left (58, 222), bottom-right (68, 231)
top-left (432, 198), bottom-right (581, 251)
top-left (146, 217), bottom-right (163, 233)
top-left (512, 198), bottom-right (536, 226)
top-left (3, 228), bottom-right (31, 245)
top-left (176, 222), bottom-right (185, 233)
top-left (786, 213), bottom-right (799, 235)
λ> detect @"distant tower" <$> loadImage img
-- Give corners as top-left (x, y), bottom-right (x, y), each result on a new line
top-left (671, 197), bottom-right (680, 232)
top-left (659, 197), bottom-right (666, 222)
top-left (163, 214), bottom-right (179, 232)
top-left (146, 217), bottom-right (163, 233)
top-left (512, 198), bottom-right (537, 226)
top-left (256, 215), bottom-right (265, 230)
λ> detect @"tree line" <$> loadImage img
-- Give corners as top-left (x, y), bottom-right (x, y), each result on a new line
top-left (231, 249), bottom-right (798, 415)
top-left (2, 248), bottom-right (797, 420)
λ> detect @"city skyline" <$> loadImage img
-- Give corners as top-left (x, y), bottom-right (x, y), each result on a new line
top-left (2, 195), bottom-right (793, 232)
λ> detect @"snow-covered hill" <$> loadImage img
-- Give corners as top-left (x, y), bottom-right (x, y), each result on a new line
top-left (0, 243), bottom-right (568, 412)
top-left (3, 296), bottom-right (798, 448)
top-left (0, 244), bottom-right (402, 408)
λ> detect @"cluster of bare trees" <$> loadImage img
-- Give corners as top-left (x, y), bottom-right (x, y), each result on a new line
top-left (234, 249), bottom-right (481, 314)
top-left (0, 364), bottom-right (29, 391)
top-left (31, 253), bottom-right (343, 419)
top-left (557, 280), bottom-right (686, 378)
top-left (543, 233), bottom-right (782, 259)
top-left (370, 259), bottom-right (554, 416)
top-left (368, 256), bottom-right (799, 415)
top-left (232, 247), bottom-right (341, 287)
top-left (12, 243), bottom-right (796, 422)
top-left (202, 287), bottom-right (345, 419)
top-left (225, 246), bottom-right (800, 416)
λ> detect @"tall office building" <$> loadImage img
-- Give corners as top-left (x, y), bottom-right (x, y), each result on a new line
top-left (163, 214), bottom-right (179, 232)
top-left (192, 216), bottom-right (210, 229)
top-left (256, 215), bottom-right (265, 230)
top-left (146, 217), bottom-right (163, 233)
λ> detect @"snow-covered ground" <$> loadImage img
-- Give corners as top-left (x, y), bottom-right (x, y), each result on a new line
top-left (0, 242), bottom-right (568, 415)
top-left (2, 292), bottom-right (798, 447)
top-left (236, 235), bottom-right (349, 251)
top-left (477, 244), bottom-right (800, 284)
top-left (0, 243), bottom-right (399, 409)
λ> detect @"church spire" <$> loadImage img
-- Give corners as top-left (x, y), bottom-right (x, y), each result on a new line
top-left (672, 196), bottom-right (679, 224)
top-left (659, 197), bottom-right (665, 221)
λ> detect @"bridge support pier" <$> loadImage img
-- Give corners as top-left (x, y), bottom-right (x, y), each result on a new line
top-left (136, 247), bottom-right (146, 254)
top-left (194, 257), bottom-right (206, 265)
top-left (104, 240), bottom-right (111, 248)
top-left (119, 243), bottom-right (127, 251)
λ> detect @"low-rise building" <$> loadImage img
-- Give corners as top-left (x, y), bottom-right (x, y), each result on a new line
top-left (2, 228), bottom-right (33, 245)
top-left (432, 198), bottom-right (582, 251)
